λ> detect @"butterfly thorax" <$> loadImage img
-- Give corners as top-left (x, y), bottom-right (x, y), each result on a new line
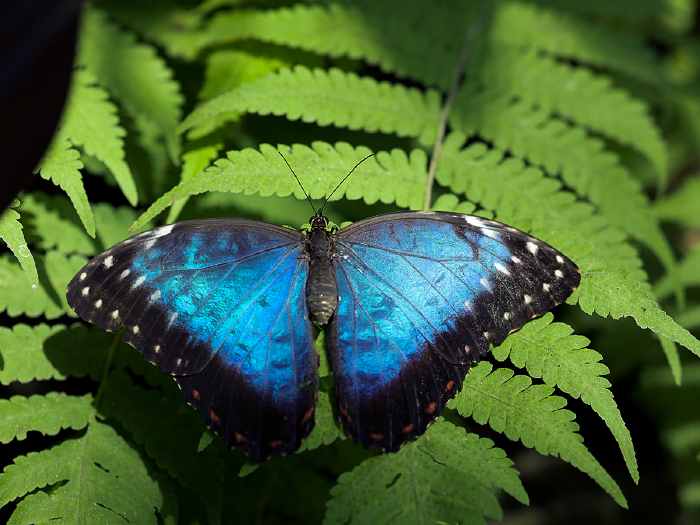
top-left (305, 215), bottom-right (338, 326)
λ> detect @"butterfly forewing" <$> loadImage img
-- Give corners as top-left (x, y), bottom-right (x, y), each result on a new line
top-left (67, 219), bottom-right (318, 460)
top-left (329, 212), bottom-right (580, 451)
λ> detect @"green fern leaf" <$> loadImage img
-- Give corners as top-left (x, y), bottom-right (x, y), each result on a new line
top-left (0, 324), bottom-right (119, 384)
top-left (194, 1), bottom-right (657, 87)
top-left (655, 246), bottom-right (700, 299)
top-left (61, 69), bottom-right (138, 206)
top-left (166, 144), bottom-right (223, 224)
top-left (23, 193), bottom-right (140, 257)
top-left (99, 370), bottom-right (225, 525)
top-left (324, 421), bottom-right (528, 525)
top-left (490, 1), bottom-right (660, 84)
top-left (0, 206), bottom-right (38, 285)
top-left (21, 193), bottom-right (97, 255)
top-left (491, 313), bottom-right (638, 482)
top-left (678, 306), bottom-right (700, 330)
top-left (449, 91), bottom-right (673, 266)
top-left (473, 48), bottom-right (668, 178)
top-left (132, 142), bottom-right (426, 230)
top-left (0, 252), bottom-right (85, 319)
top-left (654, 177), bottom-right (700, 228)
top-left (0, 394), bottom-right (93, 444)
top-left (517, 0), bottom-right (666, 20)
top-left (437, 142), bottom-right (700, 358)
top-left (80, 7), bottom-right (184, 162)
top-left (192, 1), bottom-right (465, 88)
top-left (658, 335), bottom-right (683, 386)
top-left (180, 66), bottom-right (440, 144)
top-left (0, 420), bottom-right (164, 524)
top-left (450, 362), bottom-right (627, 508)
top-left (298, 391), bottom-right (344, 453)
top-left (37, 138), bottom-right (95, 237)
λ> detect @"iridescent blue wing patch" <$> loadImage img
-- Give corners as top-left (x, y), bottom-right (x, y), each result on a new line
top-left (330, 212), bottom-right (580, 451)
top-left (67, 220), bottom-right (317, 460)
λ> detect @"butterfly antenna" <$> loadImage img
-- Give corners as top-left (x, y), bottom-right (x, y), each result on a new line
top-left (278, 151), bottom-right (317, 215)
top-left (320, 153), bottom-right (376, 215)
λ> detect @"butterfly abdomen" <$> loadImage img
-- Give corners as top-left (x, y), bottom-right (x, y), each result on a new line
top-left (305, 223), bottom-right (338, 326)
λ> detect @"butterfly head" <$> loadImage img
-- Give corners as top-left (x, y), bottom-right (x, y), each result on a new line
top-left (310, 214), bottom-right (329, 231)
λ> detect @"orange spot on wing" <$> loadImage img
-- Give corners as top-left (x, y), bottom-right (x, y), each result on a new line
top-left (209, 407), bottom-right (220, 425)
top-left (402, 423), bottom-right (414, 434)
top-left (425, 401), bottom-right (438, 415)
top-left (192, 389), bottom-right (200, 401)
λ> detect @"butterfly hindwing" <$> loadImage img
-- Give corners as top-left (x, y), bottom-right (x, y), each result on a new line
top-left (329, 212), bottom-right (580, 451)
top-left (67, 219), bottom-right (318, 460)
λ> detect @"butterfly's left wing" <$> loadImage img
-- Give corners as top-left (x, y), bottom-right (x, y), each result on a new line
top-left (330, 212), bottom-right (580, 451)
top-left (67, 220), bottom-right (317, 460)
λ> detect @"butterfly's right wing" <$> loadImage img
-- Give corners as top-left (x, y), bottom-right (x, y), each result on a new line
top-left (67, 219), bottom-right (318, 460)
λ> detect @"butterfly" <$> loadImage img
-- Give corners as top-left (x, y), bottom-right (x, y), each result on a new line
top-left (66, 204), bottom-right (580, 461)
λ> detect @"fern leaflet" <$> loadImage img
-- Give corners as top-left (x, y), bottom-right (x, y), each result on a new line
top-left (436, 142), bottom-right (700, 358)
top-left (0, 324), bottom-right (124, 384)
top-left (655, 246), bottom-right (700, 299)
top-left (166, 144), bottom-right (223, 224)
top-left (0, 205), bottom-right (38, 285)
top-left (22, 193), bottom-right (139, 257)
top-left (448, 89), bottom-right (673, 266)
top-left (471, 47), bottom-right (667, 178)
top-left (191, 1), bottom-right (658, 87)
top-left (80, 7), bottom-right (184, 162)
top-left (37, 139), bottom-right (94, 237)
top-left (0, 421), bottom-right (165, 524)
top-left (450, 362), bottom-right (627, 507)
top-left (0, 252), bottom-right (85, 319)
top-left (132, 142), bottom-right (426, 230)
top-left (491, 313), bottom-right (637, 482)
top-left (61, 70), bottom-right (138, 206)
top-left (324, 421), bottom-right (528, 525)
top-left (0, 394), bottom-right (93, 444)
top-left (180, 66), bottom-right (440, 144)
top-left (654, 177), bottom-right (700, 228)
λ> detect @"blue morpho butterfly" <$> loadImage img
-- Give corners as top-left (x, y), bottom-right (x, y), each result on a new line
top-left (67, 154), bottom-right (580, 461)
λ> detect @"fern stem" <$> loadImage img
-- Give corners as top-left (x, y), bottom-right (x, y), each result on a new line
top-left (95, 331), bottom-right (122, 409)
top-left (423, 22), bottom-right (474, 210)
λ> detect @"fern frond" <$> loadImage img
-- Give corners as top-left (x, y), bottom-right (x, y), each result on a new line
top-left (80, 7), bottom-right (184, 161)
top-left (299, 392), bottom-right (344, 453)
top-left (99, 370), bottom-right (224, 524)
top-left (324, 421), bottom-right (528, 525)
top-left (0, 324), bottom-right (122, 385)
top-left (195, 1), bottom-right (465, 88)
top-left (678, 307), bottom-right (700, 330)
top-left (654, 177), bottom-right (700, 228)
top-left (132, 142), bottom-right (426, 230)
top-left (194, 1), bottom-right (657, 87)
top-left (22, 193), bottom-right (138, 256)
top-left (437, 142), bottom-right (700, 358)
top-left (658, 335), bottom-right (683, 386)
top-left (61, 69), bottom-right (138, 206)
top-left (516, 0), bottom-right (665, 20)
top-left (166, 144), bottom-right (223, 224)
top-left (473, 48), bottom-right (667, 178)
top-left (37, 138), bottom-right (95, 237)
top-left (491, 313), bottom-right (638, 482)
top-left (450, 362), bottom-right (627, 507)
top-left (0, 252), bottom-right (85, 319)
top-left (0, 394), bottom-right (93, 444)
top-left (490, 1), bottom-right (659, 84)
top-left (0, 421), bottom-right (164, 524)
top-left (655, 246), bottom-right (700, 299)
top-left (449, 92), bottom-right (673, 265)
top-left (0, 206), bottom-right (38, 285)
top-left (180, 66), bottom-right (440, 144)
